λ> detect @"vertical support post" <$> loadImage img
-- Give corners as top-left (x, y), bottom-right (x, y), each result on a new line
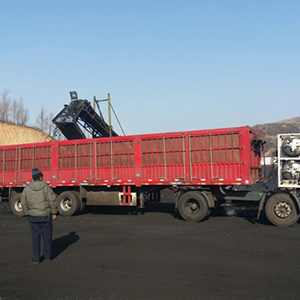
top-left (19, 146), bottom-right (22, 183)
top-left (108, 93), bottom-right (112, 137)
top-left (139, 192), bottom-right (145, 209)
top-left (32, 146), bottom-right (35, 169)
top-left (3, 148), bottom-right (6, 183)
top-left (110, 139), bottom-right (114, 182)
top-left (94, 141), bottom-right (97, 181)
top-left (75, 141), bottom-right (78, 182)
top-left (90, 141), bottom-right (93, 182)
top-left (163, 136), bottom-right (167, 180)
top-left (93, 96), bottom-right (96, 110)
top-left (188, 135), bottom-right (192, 179)
top-left (277, 134), bottom-right (281, 188)
top-left (209, 132), bottom-right (214, 181)
top-left (50, 143), bottom-right (58, 187)
top-left (182, 134), bottom-right (186, 179)
top-left (15, 147), bottom-right (18, 184)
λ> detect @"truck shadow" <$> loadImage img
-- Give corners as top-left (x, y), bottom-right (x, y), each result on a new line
top-left (144, 202), bottom-right (271, 226)
top-left (88, 202), bottom-right (175, 216)
top-left (209, 207), bottom-right (271, 226)
top-left (52, 231), bottom-right (80, 259)
top-left (87, 203), bottom-right (273, 226)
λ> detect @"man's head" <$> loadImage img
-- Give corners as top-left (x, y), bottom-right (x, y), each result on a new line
top-left (32, 168), bottom-right (43, 181)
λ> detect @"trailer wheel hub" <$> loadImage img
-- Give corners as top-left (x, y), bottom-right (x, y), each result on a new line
top-left (61, 198), bottom-right (72, 211)
top-left (14, 200), bottom-right (22, 212)
top-left (186, 200), bottom-right (199, 214)
top-left (191, 203), bottom-right (198, 210)
top-left (274, 201), bottom-right (292, 218)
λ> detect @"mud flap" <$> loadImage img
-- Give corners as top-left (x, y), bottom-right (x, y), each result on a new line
top-left (257, 193), bottom-right (267, 220)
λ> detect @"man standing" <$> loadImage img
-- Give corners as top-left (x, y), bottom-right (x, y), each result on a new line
top-left (21, 168), bottom-right (57, 264)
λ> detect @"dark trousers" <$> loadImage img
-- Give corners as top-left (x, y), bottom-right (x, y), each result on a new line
top-left (27, 215), bottom-right (53, 261)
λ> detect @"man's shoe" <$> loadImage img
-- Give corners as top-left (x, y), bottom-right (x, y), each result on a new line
top-left (45, 259), bottom-right (51, 262)
top-left (29, 260), bottom-right (40, 264)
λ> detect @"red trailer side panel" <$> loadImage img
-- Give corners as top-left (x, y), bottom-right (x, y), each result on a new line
top-left (0, 126), bottom-right (263, 188)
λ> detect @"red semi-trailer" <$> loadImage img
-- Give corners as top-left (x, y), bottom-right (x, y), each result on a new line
top-left (1, 125), bottom-right (300, 227)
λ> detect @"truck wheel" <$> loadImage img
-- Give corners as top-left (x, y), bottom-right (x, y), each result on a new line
top-left (10, 193), bottom-right (25, 217)
top-left (71, 191), bottom-right (86, 214)
top-left (265, 193), bottom-right (299, 227)
top-left (178, 191), bottom-right (209, 222)
top-left (57, 191), bottom-right (80, 217)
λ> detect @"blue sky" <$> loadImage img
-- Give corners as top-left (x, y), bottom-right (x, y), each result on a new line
top-left (0, 0), bottom-right (299, 135)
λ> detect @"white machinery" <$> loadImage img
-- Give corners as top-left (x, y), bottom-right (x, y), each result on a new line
top-left (278, 134), bottom-right (300, 188)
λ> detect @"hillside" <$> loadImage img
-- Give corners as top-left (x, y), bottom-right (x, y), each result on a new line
top-left (253, 117), bottom-right (300, 152)
top-left (0, 122), bottom-right (53, 146)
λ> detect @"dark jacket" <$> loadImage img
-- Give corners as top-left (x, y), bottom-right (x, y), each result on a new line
top-left (21, 180), bottom-right (57, 216)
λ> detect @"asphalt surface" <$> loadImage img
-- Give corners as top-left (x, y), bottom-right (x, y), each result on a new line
top-left (1, 201), bottom-right (300, 300)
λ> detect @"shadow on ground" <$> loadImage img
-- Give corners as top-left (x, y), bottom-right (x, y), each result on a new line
top-left (209, 206), bottom-right (271, 226)
top-left (52, 231), bottom-right (80, 259)
top-left (85, 201), bottom-right (273, 226)
top-left (88, 201), bottom-right (175, 216)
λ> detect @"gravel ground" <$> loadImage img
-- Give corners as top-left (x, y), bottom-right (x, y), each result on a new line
top-left (1, 201), bottom-right (300, 300)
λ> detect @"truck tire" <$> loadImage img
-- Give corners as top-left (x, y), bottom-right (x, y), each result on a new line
top-left (10, 193), bottom-right (25, 217)
top-left (178, 191), bottom-right (209, 222)
top-left (71, 191), bottom-right (86, 214)
top-left (57, 191), bottom-right (80, 217)
top-left (265, 193), bottom-right (299, 227)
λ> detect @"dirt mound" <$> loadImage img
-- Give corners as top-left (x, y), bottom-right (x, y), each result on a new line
top-left (0, 122), bottom-right (54, 146)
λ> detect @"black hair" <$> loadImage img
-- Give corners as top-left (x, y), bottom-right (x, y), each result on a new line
top-left (32, 168), bottom-right (43, 180)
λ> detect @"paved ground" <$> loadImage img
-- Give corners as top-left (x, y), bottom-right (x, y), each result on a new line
top-left (1, 201), bottom-right (300, 300)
